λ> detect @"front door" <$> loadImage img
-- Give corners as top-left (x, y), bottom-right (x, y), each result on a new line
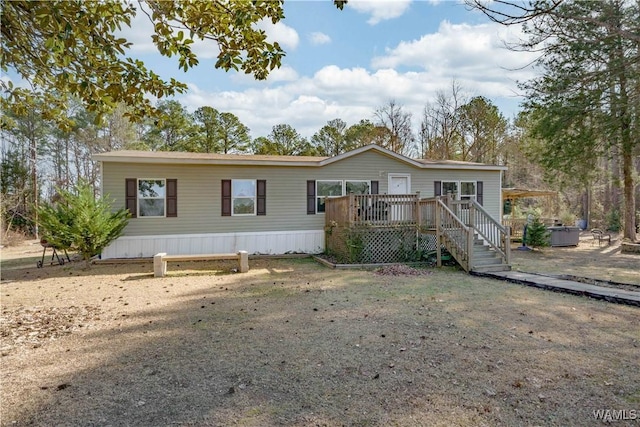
top-left (388, 174), bottom-right (410, 195)
top-left (388, 174), bottom-right (411, 221)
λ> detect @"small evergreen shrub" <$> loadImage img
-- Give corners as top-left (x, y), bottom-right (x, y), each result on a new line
top-left (37, 181), bottom-right (130, 268)
top-left (525, 214), bottom-right (550, 249)
top-left (606, 209), bottom-right (621, 232)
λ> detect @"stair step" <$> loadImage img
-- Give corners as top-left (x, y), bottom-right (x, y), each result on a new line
top-left (472, 257), bottom-right (503, 266)
top-left (472, 264), bottom-right (512, 273)
top-left (474, 251), bottom-right (497, 259)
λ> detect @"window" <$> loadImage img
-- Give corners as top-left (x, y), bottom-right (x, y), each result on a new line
top-left (316, 180), bottom-right (342, 213)
top-left (138, 179), bottom-right (165, 217)
top-left (232, 179), bottom-right (256, 215)
top-left (222, 179), bottom-right (265, 216)
top-left (442, 181), bottom-right (458, 198)
top-left (126, 178), bottom-right (176, 218)
top-left (441, 181), bottom-right (476, 200)
top-left (346, 180), bottom-right (370, 195)
top-left (460, 181), bottom-right (476, 201)
top-left (315, 180), bottom-right (371, 213)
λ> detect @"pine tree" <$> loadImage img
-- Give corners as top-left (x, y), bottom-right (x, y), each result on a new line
top-left (38, 181), bottom-right (129, 268)
top-left (525, 214), bottom-right (550, 249)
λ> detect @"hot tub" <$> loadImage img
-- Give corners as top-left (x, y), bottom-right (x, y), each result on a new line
top-left (547, 226), bottom-right (580, 247)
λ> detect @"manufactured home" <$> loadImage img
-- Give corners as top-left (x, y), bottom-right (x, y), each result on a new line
top-left (94, 144), bottom-right (507, 262)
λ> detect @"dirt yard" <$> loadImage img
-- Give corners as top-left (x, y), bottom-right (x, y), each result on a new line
top-left (1, 236), bottom-right (638, 426)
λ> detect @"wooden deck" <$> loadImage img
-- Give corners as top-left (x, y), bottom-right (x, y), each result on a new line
top-left (325, 194), bottom-right (511, 272)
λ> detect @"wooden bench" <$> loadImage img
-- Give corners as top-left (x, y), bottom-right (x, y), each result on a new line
top-left (154, 251), bottom-right (249, 278)
top-left (590, 228), bottom-right (611, 246)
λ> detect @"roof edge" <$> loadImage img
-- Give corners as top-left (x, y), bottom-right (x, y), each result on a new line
top-left (93, 145), bottom-right (507, 171)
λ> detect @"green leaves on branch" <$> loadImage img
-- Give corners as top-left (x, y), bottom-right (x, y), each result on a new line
top-left (37, 181), bottom-right (129, 267)
top-left (1, 0), bottom-right (346, 127)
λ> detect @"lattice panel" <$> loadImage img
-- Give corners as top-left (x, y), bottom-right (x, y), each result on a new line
top-left (327, 225), bottom-right (429, 264)
top-left (417, 233), bottom-right (438, 253)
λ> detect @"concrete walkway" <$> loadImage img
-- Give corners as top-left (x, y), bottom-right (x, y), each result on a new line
top-left (472, 270), bottom-right (640, 307)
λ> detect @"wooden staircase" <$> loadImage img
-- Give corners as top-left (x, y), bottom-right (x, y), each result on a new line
top-left (470, 233), bottom-right (510, 272)
top-left (431, 197), bottom-right (511, 273)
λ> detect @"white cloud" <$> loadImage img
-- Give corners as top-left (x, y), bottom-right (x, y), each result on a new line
top-left (117, 11), bottom-right (221, 59)
top-left (177, 21), bottom-right (537, 141)
top-left (348, 0), bottom-right (413, 25)
top-left (258, 20), bottom-right (299, 50)
top-left (228, 65), bottom-right (299, 85)
top-left (179, 51), bottom-right (530, 141)
top-left (264, 65), bottom-right (300, 83)
top-left (117, 11), bottom-right (157, 54)
top-left (309, 32), bottom-right (331, 45)
top-left (371, 21), bottom-right (537, 82)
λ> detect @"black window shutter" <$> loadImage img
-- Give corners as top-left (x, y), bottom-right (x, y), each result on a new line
top-left (125, 178), bottom-right (137, 218)
top-left (166, 179), bottom-right (177, 217)
top-left (371, 180), bottom-right (379, 195)
top-left (477, 181), bottom-right (483, 206)
top-left (307, 180), bottom-right (316, 215)
top-left (434, 181), bottom-right (441, 197)
top-left (222, 180), bottom-right (231, 216)
top-left (257, 180), bottom-right (266, 216)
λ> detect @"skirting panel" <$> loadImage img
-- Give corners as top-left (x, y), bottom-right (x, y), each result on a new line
top-left (101, 230), bottom-right (325, 259)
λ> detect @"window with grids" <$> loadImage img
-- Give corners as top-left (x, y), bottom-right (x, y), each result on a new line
top-left (138, 179), bottom-right (165, 217)
top-left (232, 179), bottom-right (256, 215)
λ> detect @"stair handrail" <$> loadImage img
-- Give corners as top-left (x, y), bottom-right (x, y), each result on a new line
top-left (470, 199), bottom-right (510, 264)
top-left (436, 197), bottom-right (473, 272)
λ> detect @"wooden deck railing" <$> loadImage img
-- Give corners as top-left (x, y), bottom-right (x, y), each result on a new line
top-left (326, 194), bottom-right (421, 227)
top-left (325, 194), bottom-right (510, 272)
top-left (449, 199), bottom-right (510, 267)
top-left (436, 200), bottom-right (473, 272)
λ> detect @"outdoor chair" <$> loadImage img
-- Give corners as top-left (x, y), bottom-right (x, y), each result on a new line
top-left (590, 228), bottom-right (611, 247)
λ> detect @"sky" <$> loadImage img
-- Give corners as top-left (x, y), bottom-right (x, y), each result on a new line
top-left (16, 0), bottom-right (541, 142)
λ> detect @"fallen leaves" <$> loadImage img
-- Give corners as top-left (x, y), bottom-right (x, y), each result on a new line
top-left (0, 305), bottom-right (102, 355)
top-left (374, 265), bottom-right (434, 276)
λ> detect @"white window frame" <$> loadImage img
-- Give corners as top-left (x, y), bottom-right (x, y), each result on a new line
top-left (316, 180), bottom-right (343, 214)
top-left (231, 179), bottom-right (257, 216)
top-left (138, 178), bottom-right (166, 218)
top-left (345, 180), bottom-right (370, 195)
top-left (441, 180), bottom-right (477, 201)
top-left (316, 179), bottom-right (371, 213)
top-left (459, 181), bottom-right (477, 201)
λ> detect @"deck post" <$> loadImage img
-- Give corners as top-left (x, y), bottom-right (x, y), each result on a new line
top-left (435, 199), bottom-right (442, 267)
top-left (504, 227), bottom-right (511, 266)
top-left (238, 250), bottom-right (249, 273)
top-left (414, 193), bottom-right (421, 246)
top-left (467, 227), bottom-right (474, 272)
top-left (348, 193), bottom-right (354, 224)
top-left (154, 252), bottom-right (167, 277)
